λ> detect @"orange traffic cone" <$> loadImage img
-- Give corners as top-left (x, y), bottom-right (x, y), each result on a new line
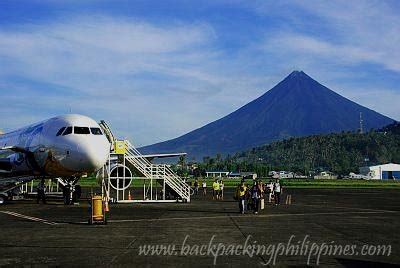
top-left (128, 190), bottom-right (132, 200)
top-left (104, 200), bottom-right (109, 212)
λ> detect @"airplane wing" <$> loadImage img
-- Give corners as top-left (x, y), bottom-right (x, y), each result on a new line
top-left (0, 146), bottom-right (29, 153)
top-left (0, 158), bottom-right (12, 171)
top-left (141, 153), bottom-right (187, 162)
top-left (142, 153), bottom-right (187, 159)
top-left (0, 147), bottom-right (31, 172)
top-left (129, 153), bottom-right (187, 162)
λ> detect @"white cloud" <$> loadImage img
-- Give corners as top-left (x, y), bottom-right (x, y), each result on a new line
top-left (251, 0), bottom-right (400, 122)
top-left (0, 17), bottom-right (217, 89)
top-left (1, 2), bottom-right (399, 146)
top-left (263, 34), bottom-right (386, 69)
top-left (336, 86), bottom-right (400, 120)
top-left (257, 0), bottom-right (400, 72)
top-left (0, 16), bottom-right (269, 145)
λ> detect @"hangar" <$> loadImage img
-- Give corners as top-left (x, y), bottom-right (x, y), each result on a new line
top-left (359, 163), bottom-right (400, 180)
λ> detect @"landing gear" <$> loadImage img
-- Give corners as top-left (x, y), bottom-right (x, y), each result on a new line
top-left (63, 186), bottom-right (72, 205)
top-left (60, 178), bottom-right (82, 205)
top-left (0, 194), bottom-right (7, 204)
top-left (73, 185), bottom-right (81, 202)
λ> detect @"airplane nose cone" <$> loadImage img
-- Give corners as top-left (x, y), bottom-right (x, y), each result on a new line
top-left (78, 140), bottom-right (110, 172)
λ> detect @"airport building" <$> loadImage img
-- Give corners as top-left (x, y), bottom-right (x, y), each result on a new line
top-left (205, 171), bottom-right (230, 177)
top-left (228, 172), bottom-right (257, 180)
top-left (359, 163), bottom-right (400, 180)
top-left (205, 171), bottom-right (257, 179)
top-left (314, 171), bottom-right (338, 180)
top-left (269, 171), bottom-right (295, 179)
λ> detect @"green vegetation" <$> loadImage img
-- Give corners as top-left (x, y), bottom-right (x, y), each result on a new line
top-left (186, 178), bottom-right (400, 189)
top-left (277, 179), bottom-right (400, 189)
top-left (77, 123), bottom-right (400, 189)
top-left (194, 122), bottom-right (400, 176)
top-left (77, 176), bottom-right (400, 189)
top-left (79, 176), bottom-right (158, 188)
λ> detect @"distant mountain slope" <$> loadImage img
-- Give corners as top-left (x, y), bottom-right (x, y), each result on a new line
top-left (197, 122), bottom-right (400, 177)
top-left (212, 122), bottom-right (400, 176)
top-left (141, 71), bottom-right (394, 159)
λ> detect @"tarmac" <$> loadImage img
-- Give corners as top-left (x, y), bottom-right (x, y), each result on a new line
top-left (0, 188), bottom-right (399, 267)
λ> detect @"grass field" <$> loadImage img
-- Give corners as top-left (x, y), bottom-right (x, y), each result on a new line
top-left (76, 176), bottom-right (400, 189)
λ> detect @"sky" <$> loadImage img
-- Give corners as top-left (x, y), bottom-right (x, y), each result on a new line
top-left (0, 0), bottom-right (399, 146)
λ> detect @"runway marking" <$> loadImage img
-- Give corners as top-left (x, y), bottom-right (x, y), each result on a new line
top-left (297, 204), bottom-right (399, 214)
top-left (104, 210), bottom-right (392, 224)
top-left (0, 211), bottom-right (58, 225)
top-left (332, 206), bottom-right (399, 214)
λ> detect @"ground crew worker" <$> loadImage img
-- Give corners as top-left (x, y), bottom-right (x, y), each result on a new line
top-left (274, 179), bottom-right (282, 205)
top-left (194, 179), bottom-right (199, 195)
top-left (202, 181), bottom-right (207, 196)
top-left (267, 180), bottom-right (274, 203)
top-left (36, 178), bottom-right (46, 204)
top-left (219, 180), bottom-right (224, 200)
top-left (212, 179), bottom-right (220, 200)
top-left (236, 181), bottom-right (247, 214)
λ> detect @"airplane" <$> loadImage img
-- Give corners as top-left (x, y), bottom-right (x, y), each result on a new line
top-left (0, 114), bottom-right (110, 204)
top-left (0, 114), bottom-right (187, 204)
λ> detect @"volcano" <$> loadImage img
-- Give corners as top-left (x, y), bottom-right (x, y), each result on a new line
top-left (141, 71), bottom-right (394, 159)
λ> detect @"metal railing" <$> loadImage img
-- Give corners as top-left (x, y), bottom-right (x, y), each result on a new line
top-left (123, 140), bottom-right (190, 202)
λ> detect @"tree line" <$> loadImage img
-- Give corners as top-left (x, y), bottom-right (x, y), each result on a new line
top-left (177, 122), bottom-right (400, 177)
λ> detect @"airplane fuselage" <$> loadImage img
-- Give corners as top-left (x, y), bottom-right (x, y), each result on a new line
top-left (0, 114), bottom-right (110, 179)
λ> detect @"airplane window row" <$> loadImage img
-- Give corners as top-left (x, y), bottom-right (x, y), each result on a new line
top-left (75, 127), bottom-right (90, 134)
top-left (56, 126), bottom-right (103, 136)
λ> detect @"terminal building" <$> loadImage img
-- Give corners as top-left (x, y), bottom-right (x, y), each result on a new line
top-left (359, 163), bottom-right (400, 180)
top-left (205, 171), bottom-right (230, 178)
top-left (205, 171), bottom-right (257, 179)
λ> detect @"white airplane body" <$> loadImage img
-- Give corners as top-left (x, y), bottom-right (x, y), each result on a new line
top-left (0, 114), bottom-right (186, 204)
top-left (0, 114), bottom-right (110, 202)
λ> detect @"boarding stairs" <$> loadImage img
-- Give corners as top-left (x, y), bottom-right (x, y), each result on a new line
top-left (99, 121), bottom-right (191, 202)
top-left (123, 140), bottom-right (191, 202)
top-left (99, 120), bottom-right (116, 148)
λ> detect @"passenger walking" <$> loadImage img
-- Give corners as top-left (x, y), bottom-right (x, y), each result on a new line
top-left (246, 185), bottom-right (252, 211)
top-left (267, 180), bottom-right (274, 203)
top-left (36, 178), bottom-right (46, 204)
top-left (202, 181), bottom-right (207, 196)
top-left (194, 179), bottom-right (199, 195)
top-left (259, 181), bottom-right (265, 210)
top-left (250, 181), bottom-right (261, 214)
top-left (236, 181), bottom-right (247, 214)
top-left (274, 179), bottom-right (282, 205)
top-left (212, 179), bottom-right (220, 200)
top-left (219, 180), bottom-right (224, 200)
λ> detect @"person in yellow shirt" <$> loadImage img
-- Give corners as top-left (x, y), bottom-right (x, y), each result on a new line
top-left (212, 179), bottom-right (220, 200)
top-left (236, 181), bottom-right (247, 214)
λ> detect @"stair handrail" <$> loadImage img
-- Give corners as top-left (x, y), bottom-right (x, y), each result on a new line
top-left (122, 140), bottom-right (190, 201)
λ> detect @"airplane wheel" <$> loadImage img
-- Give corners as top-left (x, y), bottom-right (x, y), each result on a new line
top-left (72, 192), bottom-right (77, 203)
top-left (72, 185), bottom-right (81, 202)
top-left (63, 190), bottom-right (71, 205)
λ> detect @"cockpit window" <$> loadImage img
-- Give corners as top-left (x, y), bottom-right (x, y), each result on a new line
top-left (74, 127), bottom-right (90, 134)
top-left (90, 127), bottom-right (103, 135)
top-left (62, 126), bottom-right (73, 136)
top-left (56, 127), bottom-right (66, 136)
